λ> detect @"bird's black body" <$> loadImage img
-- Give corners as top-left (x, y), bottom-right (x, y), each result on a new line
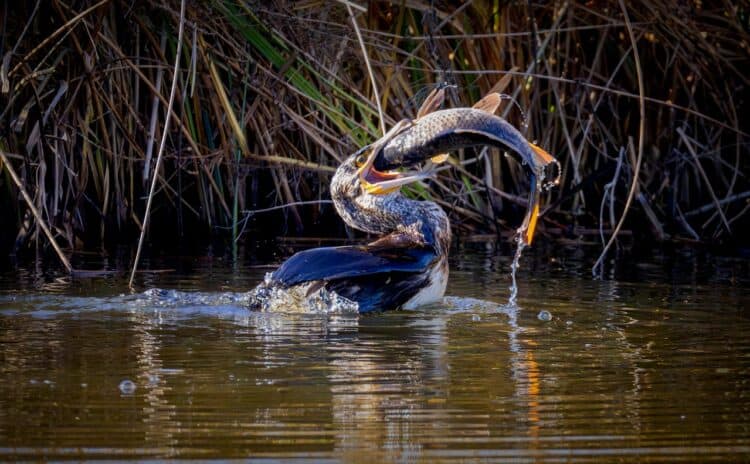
top-left (248, 146), bottom-right (450, 313)
top-left (264, 244), bottom-right (438, 313)
top-left (248, 91), bottom-right (558, 313)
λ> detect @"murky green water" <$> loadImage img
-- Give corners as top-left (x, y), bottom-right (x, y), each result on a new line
top-left (1, 244), bottom-right (748, 461)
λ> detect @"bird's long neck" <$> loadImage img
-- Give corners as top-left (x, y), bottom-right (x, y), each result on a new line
top-left (333, 192), bottom-right (451, 255)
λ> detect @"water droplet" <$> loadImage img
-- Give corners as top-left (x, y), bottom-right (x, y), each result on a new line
top-left (537, 310), bottom-right (552, 322)
top-left (119, 379), bottom-right (136, 395)
top-left (508, 237), bottom-right (527, 305)
top-left (472, 314), bottom-right (481, 322)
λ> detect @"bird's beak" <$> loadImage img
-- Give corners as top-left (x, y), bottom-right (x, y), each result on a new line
top-left (357, 147), bottom-right (432, 195)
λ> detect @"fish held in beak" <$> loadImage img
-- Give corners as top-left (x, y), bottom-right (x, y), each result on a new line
top-left (372, 108), bottom-right (558, 178)
top-left (357, 146), bottom-right (432, 196)
top-left (368, 106), bottom-right (560, 245)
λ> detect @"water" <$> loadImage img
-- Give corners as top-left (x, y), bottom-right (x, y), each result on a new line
top-left (508, 237), bottom-right (527, 305)
top-left (0, 244), bottom-right (749, 461)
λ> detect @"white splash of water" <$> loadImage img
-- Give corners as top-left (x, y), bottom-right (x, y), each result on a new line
top-left (508, 235), bottom-right (527, 306)
top-left (247, 274), bottom-right (360, 314)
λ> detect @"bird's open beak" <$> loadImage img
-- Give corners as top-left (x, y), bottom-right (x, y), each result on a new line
top-left (357, 147), bottom-right (432, 195)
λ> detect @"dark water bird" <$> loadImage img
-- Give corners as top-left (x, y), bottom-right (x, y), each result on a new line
top-left (248, 90), bottom-right (558, 313)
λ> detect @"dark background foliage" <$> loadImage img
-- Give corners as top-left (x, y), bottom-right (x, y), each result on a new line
top-left (1, 1), bottom-right (748, 261)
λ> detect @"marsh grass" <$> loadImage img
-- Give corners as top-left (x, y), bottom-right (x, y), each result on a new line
top-left (1, 1), bottom-right (748, 264)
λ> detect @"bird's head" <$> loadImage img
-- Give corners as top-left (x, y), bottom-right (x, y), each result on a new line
top-left (330, 100), bottom-right (560, 246)
top-left (330, 143), bottom-right (433, 235)
top-left (332, 145), bottom-right (427, 196)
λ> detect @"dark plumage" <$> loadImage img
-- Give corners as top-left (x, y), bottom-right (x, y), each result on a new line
top-left (249, 146), bottom-right (450, 313)
top-left (248, 91), bottom-right (558, 313)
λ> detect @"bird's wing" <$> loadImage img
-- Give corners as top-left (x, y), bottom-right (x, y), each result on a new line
top-left (325, 269), bottom-right (431, 313)
top-left (272, 244), bottom-right (435, 287)
top-left (271, 244), bottom-right (438, 312)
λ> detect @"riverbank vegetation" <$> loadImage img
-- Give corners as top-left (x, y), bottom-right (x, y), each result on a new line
top-left (1, 1), bottom-right (748, 263)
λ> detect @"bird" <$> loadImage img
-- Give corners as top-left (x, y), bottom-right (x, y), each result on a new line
top-left (248, 90), bottom-right (558, 313)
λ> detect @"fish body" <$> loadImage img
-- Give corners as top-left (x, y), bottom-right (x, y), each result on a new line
top-left (371, 107), bottom-right (559, 245)
top-left (374, 108), bottom-right (555, 182)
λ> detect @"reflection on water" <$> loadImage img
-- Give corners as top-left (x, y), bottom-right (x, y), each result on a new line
top-left (0, 245), bottom-right (748, 461)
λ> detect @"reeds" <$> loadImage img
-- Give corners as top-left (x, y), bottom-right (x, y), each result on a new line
top-left (1, 1), bottom-right (748, 264)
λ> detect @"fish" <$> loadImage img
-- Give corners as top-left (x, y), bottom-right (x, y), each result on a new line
top-left (371, 92), bottom-right (560, 244)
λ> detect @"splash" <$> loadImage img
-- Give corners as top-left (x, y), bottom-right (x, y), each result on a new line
top-left (509, 167), bottom-right (556, 305)
top-left (247, 273), bottom-right (360, 314)
top-left (140, 288), bottom-right (253, 307)
top-left (498, 93), bottom-right (529, 130)
top-left (508, 234), bottom-right (527, 306)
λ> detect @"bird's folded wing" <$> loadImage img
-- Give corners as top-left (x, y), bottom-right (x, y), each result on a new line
top-left (272, 245), bottom-right (436, 287)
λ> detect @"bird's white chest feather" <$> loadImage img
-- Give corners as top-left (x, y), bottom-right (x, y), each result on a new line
top-left (402, 261), bottom-right (448, 309)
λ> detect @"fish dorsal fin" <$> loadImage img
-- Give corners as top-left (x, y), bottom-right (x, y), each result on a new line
top-left (416, 87), bottom-right (445, 119)
top-left (488, 68), bottom-right (517, 95)
top-left (472, 92), bottom-right (502, 114)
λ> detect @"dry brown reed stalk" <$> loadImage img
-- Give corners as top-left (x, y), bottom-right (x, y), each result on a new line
top-left (1, 1), bottom-right (748, 263)
top-left (0, 149), bottom-right (72, 272)
top-left (592, 0), bottom-right (646, 276)
top-left (346, 3), bottom-right (385, 136)
top-left (129, 0), bottom-right (185, 288)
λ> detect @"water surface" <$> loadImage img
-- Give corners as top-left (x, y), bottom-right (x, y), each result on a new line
top-left (1, 244), bottom-right (748, 461)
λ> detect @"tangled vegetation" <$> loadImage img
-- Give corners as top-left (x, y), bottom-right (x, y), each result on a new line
top-left (1, 1), bottom-right (748, 265)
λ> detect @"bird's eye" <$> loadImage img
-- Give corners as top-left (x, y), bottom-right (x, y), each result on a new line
top-left (355, 153), bottom-right (367, 167)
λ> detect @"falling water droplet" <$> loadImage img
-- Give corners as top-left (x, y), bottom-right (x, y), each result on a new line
top-left (508, 236), bottom-right (527, 305)
top-left (118, 379), bottom-right (136, 395)
top-left (537, 310), bottom-right (552, 322)
top-left (499, 93), bottom-right (529, 130)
